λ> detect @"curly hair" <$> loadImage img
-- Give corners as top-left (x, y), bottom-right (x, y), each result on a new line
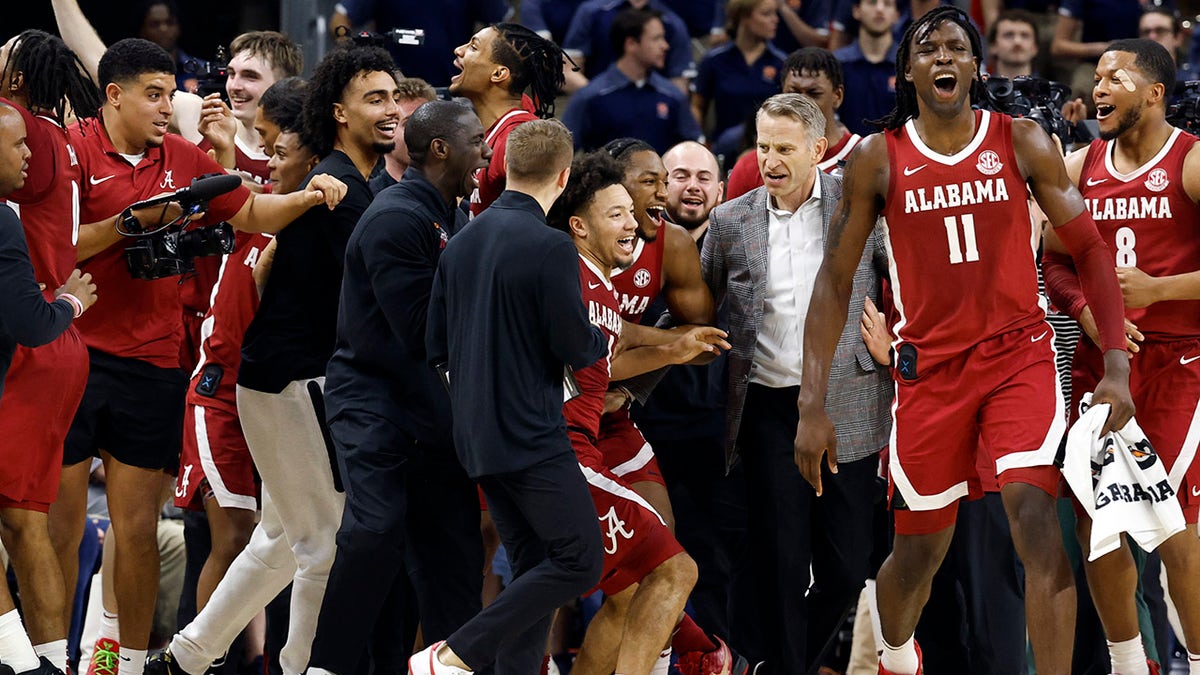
top-left (875, 6), bottom-right (985, 131)
top-left (98, 38), bottom-right (176, 88)
top-left (547, 150), bottom-right (625, 232)
top-left (2, 29), bottom-right (100, 124)
top-left (298, 44), bottom-right (396, 158)
top-left (260, 77), bottom-right (308, 133)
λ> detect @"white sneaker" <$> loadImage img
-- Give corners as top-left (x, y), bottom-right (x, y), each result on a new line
top-left (408, 642), bottom-right (472, 675)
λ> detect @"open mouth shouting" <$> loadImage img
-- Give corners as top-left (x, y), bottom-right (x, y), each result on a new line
top-left (617, 234), bottom-right (636, 255)
top-left (933, 72), bottom-right (958, 99)
top-left (645, 206), bottom-right (665, 222)
top-left (1095, 103), bottom-right (1115, 121)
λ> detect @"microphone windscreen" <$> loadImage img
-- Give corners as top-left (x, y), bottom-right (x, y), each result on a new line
top-left (184, 174), bottom-right (243, 202)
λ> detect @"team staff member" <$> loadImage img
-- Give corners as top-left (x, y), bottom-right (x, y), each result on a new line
top-left (448, 23), bottom-right (565, 215)
top-left (1044, 39), bottom-right (1200, 675)
top-left (563, 9), bottom-right (703, 154)
top-left (0, 101), bottom-right (97, 675)
top-left (310, 100), bottom-right (492, 673)
top-left (0, 29), bottom-right (101, 674)
top-left (417, 119), bottom-right (606, 675)
top-left (796, 9), bottom-right (1133, 675)
top-left (53, 38), bottom-right (346, 675)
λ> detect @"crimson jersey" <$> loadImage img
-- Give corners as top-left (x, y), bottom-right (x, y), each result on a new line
top-left (70, 116), bottom-right (251, 368)
top-left (1078, 128), bottom-right (1200, 340)
top-left (610, 230), bottom-right (666, 323)
top-left (879, 110), bottom-right (1045, 370)
top-left (197, 136), bottom-right (271, 185)
top-left (469, 98), bottom-right (538, 216)
top-left (562, 256), bottom-right (622, 460)
top-left (188, 232), bottom-right (273, 410)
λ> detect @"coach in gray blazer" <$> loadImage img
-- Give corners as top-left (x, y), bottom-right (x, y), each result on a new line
top-left (700, 93), bottom-right (892, 674)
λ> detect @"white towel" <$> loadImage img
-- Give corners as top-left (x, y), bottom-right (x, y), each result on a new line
top-left (1062, 394), bottom-right (1185, 561)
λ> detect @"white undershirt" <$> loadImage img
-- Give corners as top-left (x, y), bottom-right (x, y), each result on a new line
top-left (751, 172), bottom-right (824, 388)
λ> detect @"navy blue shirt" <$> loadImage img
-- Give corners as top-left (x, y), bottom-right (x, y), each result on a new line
top-left (0, 205), bottom-right (75, 402)
top-left (1058, 0), bottom-right (1171, 44)
top-left (835, 40), bottom-right (898, 137)
top-left (336, 0), bottom-right (509, 87)
top-left (240, 151), bottom-right (374, 393)
top-left (692, 41), bottom-right (787, 139)
top-left (520, 0), bottom-right (587, 44)
top-left (769, 0), bottom-right (833, 54)
top-left (563, 0), bottom-right (697, 80)
top-left (426, 190), bottom-right (607, 477)
top-left (324, 169), bottom-right (456, 446)
top-left (563, 64), bottom-right (703, 153)
top-left (661, 0), bottom-right (722, 37)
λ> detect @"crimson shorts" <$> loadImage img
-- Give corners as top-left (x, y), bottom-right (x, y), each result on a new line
top-left (889, 323), bottom-right (1065, 535)
top-left (176, 399), bottom-right (259, 512)
top-left (597, 408), bottom-right (665, 487)
top-left (1073, 336), bottom-right (1200, 523)
top-left (0, 331), bottom-right (89, 511)
top-left (570, 431), bottom-right (683, 595)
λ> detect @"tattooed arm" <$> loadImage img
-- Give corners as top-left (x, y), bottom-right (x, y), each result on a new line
top-left (794, 134), bottom-right (889, 495)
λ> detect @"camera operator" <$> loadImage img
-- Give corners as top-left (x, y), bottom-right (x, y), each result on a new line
top-left (0, 100), bottom-right (97, 675)
top-left (52, 38), bottom-right (346, 675)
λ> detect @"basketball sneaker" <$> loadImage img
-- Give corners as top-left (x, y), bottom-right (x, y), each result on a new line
top-left (407, 642), bottom-right (472, 675)
top-left (676, 637), bottom-right (750, 675)
top-left (144, 650), bottom-right (189, 675)
top-left (19, 658), bottom-right (65, 675)
top-left (86, 639), bottom-right (119, 675)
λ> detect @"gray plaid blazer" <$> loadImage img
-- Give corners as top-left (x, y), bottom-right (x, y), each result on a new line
top-left (701, 172), bottom-right (893, 468)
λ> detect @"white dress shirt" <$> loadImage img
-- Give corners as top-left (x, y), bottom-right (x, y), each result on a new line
top-left (751, 173), bottom-right (824, 388)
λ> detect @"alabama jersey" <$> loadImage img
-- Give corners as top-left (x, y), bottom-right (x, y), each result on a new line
top-left (609, 231), bottom-right (666, 323)
top-left (469, 100), bottom-right (538, 216)
top-left (563, 256), bottom-right (622, 453)
top-left (880, 110), bottom-right (1045, 371)
top-left (1078, 127), bottom-right (1200, 339)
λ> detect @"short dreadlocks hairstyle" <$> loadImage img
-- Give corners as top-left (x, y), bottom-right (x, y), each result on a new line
top-left (603, 137), bottom-right (656, 167)
top-left (299, 44), bottom-right (396, 158)
top-left (875, 6), bottom-right (985, 131)
top-left (547, 150), bottom-right (626, 233)
top-left (489, 23), bottom-right (568, 119)
top-left (260, 76), bottom-right (308, 133)
top-left (2, 29), bottom-right (100, 124)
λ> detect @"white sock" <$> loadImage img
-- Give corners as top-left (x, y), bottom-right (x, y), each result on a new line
top-left (879, 635), bottom-right (919, 675)
top-left (99, 611), bottom-right (119, 643)
top-left (0, 609), bottom-right (42, 673)
top-left (650, 648), bottom-right (671, 675)
top-left (1107, 635), bottom-right (1148, 675)
top-left (1187, 650), bottom-right (1200, 675)
top-left (120, 647), bottom-right (147, 675)
top-left (34, 640), bottom-right (68, 672)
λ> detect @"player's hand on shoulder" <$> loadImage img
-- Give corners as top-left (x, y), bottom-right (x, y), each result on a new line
top-left (794, 403), bottom-right (838, 496)
top-left (56, 269), bottom-right (98, 314)
top-left (1115, 266), bottom-right (1163, 309)
top-left (303, 174), bottom-right (348, 210)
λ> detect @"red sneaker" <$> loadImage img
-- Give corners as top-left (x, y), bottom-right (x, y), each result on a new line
top-left (1148, 659), bottom-right (1162, 675)
top-left (675, 637), bottom-right (750, 675)
top-left (877, 641), bottom-right (924, 675)
top-left (86, 639), bottom-right (119, 675)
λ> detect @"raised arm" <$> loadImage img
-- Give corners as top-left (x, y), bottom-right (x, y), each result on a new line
top-left (50, 0), bottom-right (106, 81)
top-left (795, 136), bottom-right (886, 495)
top-left (1016, 118), bottom-right (1133, 432)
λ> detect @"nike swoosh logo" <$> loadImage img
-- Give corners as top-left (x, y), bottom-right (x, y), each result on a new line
top-left (1193, 486), bottom-right (1200, 497)
top-left (587, 282), bottom-right (601, 290)
top-left (903, 165), bottom-right (927, 177)
top-left (1031, 331), bottom-right (1049, 343)
top-left (89, 175), bottom-right (114, 185)
top-left (1181, 354), bottom-right (1200, 365)
top-left (1085, 177), bottom-right (1107, 186)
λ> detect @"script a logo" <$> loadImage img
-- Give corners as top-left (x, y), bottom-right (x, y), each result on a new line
top-left (599, 506), bottom-right (635, 554)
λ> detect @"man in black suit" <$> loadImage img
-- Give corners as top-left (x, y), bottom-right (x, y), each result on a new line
top-left (419, 119), bottom-right (607, 675)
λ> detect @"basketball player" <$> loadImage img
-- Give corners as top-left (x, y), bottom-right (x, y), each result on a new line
top-left (1043, 38), bottom-right (1200, 675)
top-left (547, 150), bottom-right (728, 675)
top-left (793, 7), bottom-right (1135, 675)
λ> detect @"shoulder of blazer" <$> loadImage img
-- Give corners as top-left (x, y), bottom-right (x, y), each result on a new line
top-left (819, 171), bottom-right (843, 202)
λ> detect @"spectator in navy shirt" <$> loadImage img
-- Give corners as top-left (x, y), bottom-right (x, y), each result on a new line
top-left (330, 0), bottom-right (509, 87)
top-left (564, 0), bottom-right (696, 93)
top-left (519, 0), bottom-right (587, 44)
top-left (1139, 8), bottom-right (1198, 82)
top-left (1051, 0), bottom-right (1170, 100)
top-left (563, 8), bottom-right (703, 153)
top-left (833, 0), bottom-right (898, 136)
top-left (692, 0), bottom-right (787, 140)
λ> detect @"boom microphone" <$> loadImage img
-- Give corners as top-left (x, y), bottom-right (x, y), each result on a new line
top-left (125, 173), bottom-right (243, 213)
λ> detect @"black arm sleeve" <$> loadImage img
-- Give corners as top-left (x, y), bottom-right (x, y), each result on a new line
top-left (0, 208), bottom-right (73, 347)
top-left (538, 238), bottom-right (606, 370)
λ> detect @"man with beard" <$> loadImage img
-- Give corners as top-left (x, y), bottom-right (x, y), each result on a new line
top-left (308, 99), bottom-right (493, 675)
top-left (146, 44), bottom-right (397, 675)
top-left (795, 8), bottom-right (1133, 674)
top-left (1043, 38), bottom-right (1200, 675)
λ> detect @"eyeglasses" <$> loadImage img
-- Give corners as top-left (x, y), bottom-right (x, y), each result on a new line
top-left (1139, 26), bottom-right (1175, 37)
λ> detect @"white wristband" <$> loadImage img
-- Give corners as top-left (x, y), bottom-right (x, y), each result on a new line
top-left (58, 293), bottom-right (84, 318)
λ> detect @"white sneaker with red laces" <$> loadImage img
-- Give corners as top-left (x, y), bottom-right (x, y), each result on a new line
top-left (408, 642), bottom-right (472, 675)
